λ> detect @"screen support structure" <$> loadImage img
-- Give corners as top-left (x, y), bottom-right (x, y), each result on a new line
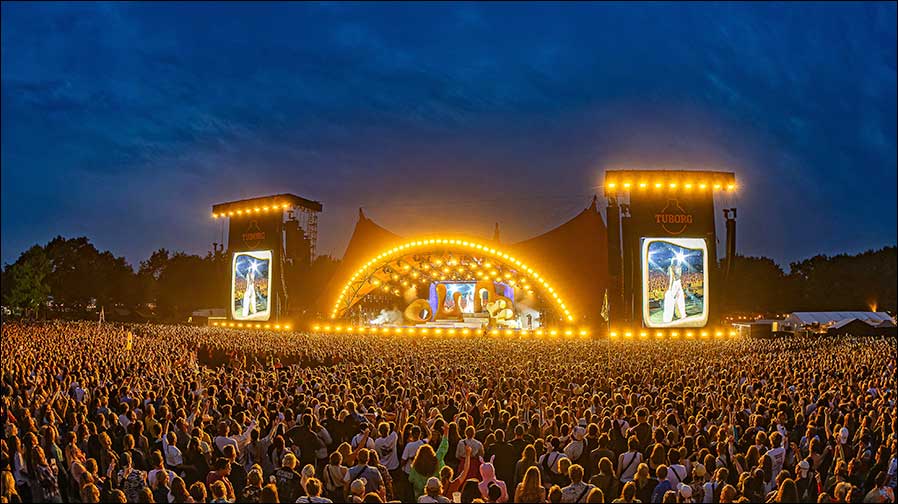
top-left (212, 194), bottom-right (323, 323)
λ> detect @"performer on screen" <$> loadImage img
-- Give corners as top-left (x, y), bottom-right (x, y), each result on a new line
top-left (662, 257), bottom-right (686, 323)
top-left (242, 263), bottom-right (258, 317)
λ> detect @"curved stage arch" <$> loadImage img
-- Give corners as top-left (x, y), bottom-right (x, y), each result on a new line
top-left (318, 199), bottom-right (610, 327)
top-left (331, 238), bottom-right (574, 322)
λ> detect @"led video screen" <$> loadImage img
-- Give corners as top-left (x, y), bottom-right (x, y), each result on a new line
top-left (438, 281), bottom-right (477, 314)
top-left (641, 238), bottom-right (708, 328)
top-left (231, 250), bottom-right (272, 321)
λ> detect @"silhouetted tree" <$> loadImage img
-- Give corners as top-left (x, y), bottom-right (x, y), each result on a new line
top-left (724, 255), bottom-right (787, 313)
top-left (2, 245), bottom-right (52, 318)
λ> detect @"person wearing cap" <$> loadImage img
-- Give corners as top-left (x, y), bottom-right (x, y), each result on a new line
top-left (348, 478), bottom-right (366, 503)
top-left (565, 427), bottom-right (588, 466)
top-left (677, 482), bottom-right (694, 503)
top-left (794, 460), bottom-right (818, 503)
top-left (687, 463), bottom-right (706, 503)
top-left (418, 477), bottom-right (450, 503)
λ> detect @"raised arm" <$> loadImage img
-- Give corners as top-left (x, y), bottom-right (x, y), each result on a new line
top-left (451, 445), bottom-right (473, 489)
top-left (436, 424), bottom-right (450, 464)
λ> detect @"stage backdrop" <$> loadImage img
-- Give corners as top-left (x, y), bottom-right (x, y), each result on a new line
top-left (228, 214), bottom-right (283, 321)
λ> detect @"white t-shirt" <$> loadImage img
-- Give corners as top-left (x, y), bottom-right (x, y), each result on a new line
top-left (456, 438), bottom-right (484, 460)
top-left (402, 439), bottom-right (426, 474)
top-left (214, 435), bottom-right (238, 457)
top-left (351, 433), bottom-right (376, 451)
top-left (766, 446), bottom-right (785, 480)
top-left (667, 463), bottom-right (687, 487)
top-left (374, 432), bottom-right (399, 471)
top-left (618, 452), bottom-right (641, 482)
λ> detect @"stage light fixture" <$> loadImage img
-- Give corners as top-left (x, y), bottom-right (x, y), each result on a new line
top-left (654, 182), bottom-right (662, 188)
top-left (685, 331), bottom-right (694, 338)
top-left (639, 331), bottom-right (648, 338)
top-left (713, 183), bottom-right (722, 190)
top-left (726, 184), bottom-right (736, 191)
top-left (607, 182), bottom-right (617, 189)
top-left (655, 331), bottom-right (664, 338)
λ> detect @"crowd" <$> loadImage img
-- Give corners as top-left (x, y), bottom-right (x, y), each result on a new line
top-left (646, 273), bottom-right (704, 303)
top-left (1, 321), bottom-right (896, 504)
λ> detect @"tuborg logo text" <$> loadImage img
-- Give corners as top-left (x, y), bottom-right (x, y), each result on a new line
top-left (242, 221), bottom-right (266, 249)
top-left (655, 199), bottom-right (692, 235)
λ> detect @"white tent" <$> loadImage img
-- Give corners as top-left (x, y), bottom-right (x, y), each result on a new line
top-left (782, 311), bottom-right (894, 330)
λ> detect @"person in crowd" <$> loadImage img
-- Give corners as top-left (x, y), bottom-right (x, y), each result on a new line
top-left (239, 466), bottom-right (263, 503)
top-left (561, 463), bottom-right (595, 503)
top-left (274, 452), bottom-right (303, 503)
top-left (586, 487), bottom-right (605, 504)
top-left (613, 481), bottom-right (639, 503)
top-left (410, 424), bottom-right (450, 501)
top-left (344, 448), bottom-right (385, 500)
top-left (297, 477), bottom-right (333, 503)
top-left (419, 476), bottom-right (450, 503)
top-left (618, 437), bottom-right (643, 484)
top-left (516, 466), bottom-right (547, 503)
top-left (259, 483), bottom-right (279, 503)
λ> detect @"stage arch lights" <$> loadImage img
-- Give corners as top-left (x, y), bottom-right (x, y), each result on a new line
top-left (330, 238), bottom-right (576, 322)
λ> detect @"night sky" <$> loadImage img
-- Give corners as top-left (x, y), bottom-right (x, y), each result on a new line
top-left (2, 2), bottom-right (895, 267)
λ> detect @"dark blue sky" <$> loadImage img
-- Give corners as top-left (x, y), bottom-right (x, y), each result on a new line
top-left (2, 2), bottom-right (895, 267)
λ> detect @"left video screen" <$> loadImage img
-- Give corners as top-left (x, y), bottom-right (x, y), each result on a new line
top-left (231, 250), bottom-right (272, 321)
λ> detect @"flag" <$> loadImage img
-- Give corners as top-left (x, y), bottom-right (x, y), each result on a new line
top-left (600, 289), bottom-right (610, 322)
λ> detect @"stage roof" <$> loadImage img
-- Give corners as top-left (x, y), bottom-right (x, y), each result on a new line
top-left (603, 170), bottom-right (736, 196)
top-left (212, 193), bottom-right (322, 217)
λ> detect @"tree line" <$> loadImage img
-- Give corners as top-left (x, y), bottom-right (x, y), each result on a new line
top-left (2, 236), bottom-right (894, 321)
top-left (0, 236), bottom-right (338, 321)
top-left (722, 246), bottom-right (896, 314)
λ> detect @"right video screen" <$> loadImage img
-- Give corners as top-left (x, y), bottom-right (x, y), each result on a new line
top-left (641, 237), bottom-right (709, 328)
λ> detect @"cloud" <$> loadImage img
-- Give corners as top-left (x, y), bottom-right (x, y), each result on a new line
top-left (1, 2), bottom-right (895, 266)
